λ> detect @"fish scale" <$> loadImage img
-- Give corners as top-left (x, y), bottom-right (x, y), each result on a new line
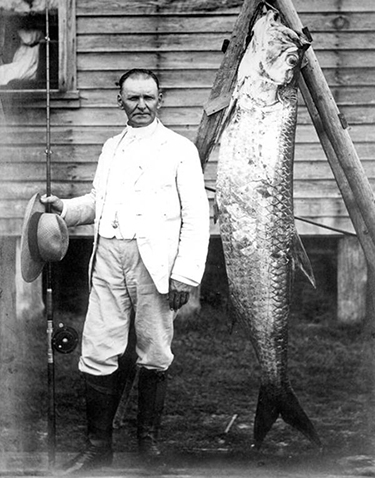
top-left (216, 9), bottom-right (321, 449)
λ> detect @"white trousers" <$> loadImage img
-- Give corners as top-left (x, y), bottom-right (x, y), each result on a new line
top-left (79, 237), bottom-right (175, 375)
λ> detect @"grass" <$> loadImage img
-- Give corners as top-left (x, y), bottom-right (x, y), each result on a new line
top-left (14, 237), bottom-right (375, 468)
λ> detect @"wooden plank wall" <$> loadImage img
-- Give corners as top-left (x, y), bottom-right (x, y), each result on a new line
top-left (1, 0), bottom-right (375, 237)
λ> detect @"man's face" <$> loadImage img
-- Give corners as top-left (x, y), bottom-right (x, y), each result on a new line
top-left (118, 76), bottom-right (162, 128)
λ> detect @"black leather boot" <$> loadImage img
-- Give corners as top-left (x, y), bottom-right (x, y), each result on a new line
top-left (137, 368), bottom-right (168, 458)
top-left (62, 372), bottom-right (119, 474)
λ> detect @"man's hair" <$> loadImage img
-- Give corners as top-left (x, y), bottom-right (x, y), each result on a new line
top-left (116, 69), bottom-right (160, 91)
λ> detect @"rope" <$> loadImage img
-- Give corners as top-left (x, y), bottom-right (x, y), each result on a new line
top-left (204, 186), bottom-right (357, 237)
top-left (294, 216), bottom-right (356, 237)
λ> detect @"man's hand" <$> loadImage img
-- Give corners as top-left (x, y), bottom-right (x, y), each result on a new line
top-left (168, 279), bottom-right (193, 311)
top-left (40, 194), bottom-right (64, 215)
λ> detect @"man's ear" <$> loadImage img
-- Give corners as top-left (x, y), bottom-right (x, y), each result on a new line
top-left (117, 94), bottom-right (124, 110)
top-left (157, 92), bottom-right (163, 109)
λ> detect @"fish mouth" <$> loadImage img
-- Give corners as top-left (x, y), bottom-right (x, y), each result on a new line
top-left (284, 69), bottom-right (295, 83)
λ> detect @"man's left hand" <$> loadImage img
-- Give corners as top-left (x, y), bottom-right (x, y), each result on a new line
top-left (168, 279), bottom-right (193, 311)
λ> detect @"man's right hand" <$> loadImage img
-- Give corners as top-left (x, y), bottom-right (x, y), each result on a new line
top-left (40, 194), bottom-right (64, 215)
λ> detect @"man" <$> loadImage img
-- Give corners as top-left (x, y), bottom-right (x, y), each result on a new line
top-left (41, 69), bottom-right (210, 473)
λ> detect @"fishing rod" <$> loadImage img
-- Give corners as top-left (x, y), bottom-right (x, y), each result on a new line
top-left (43, 4), bottom-right (79, 468)
top-left (44, 0), bottom-right (56, 468)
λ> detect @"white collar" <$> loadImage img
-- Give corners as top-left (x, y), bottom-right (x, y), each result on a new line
top-left (126, 118), bottom-right (158, 140)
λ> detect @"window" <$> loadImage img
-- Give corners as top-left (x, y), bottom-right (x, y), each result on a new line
top-left (0, 0), bottom-right (77, 99)
top-left (0, 10), bottom-right (58, 89)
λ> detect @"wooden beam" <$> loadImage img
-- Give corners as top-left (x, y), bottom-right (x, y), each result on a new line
top-left (0, 237), bottom-right (45, 454)
top-left (298, 78), bottom-right (375, 271)
top-left (59, 0), bottom-right (77, 92)
top-left (276, 0), bottom-right (375, 269)
top-left (194, 0), bottom-right (262, 167)
top-left (338, 236), bottom-right (367, 325)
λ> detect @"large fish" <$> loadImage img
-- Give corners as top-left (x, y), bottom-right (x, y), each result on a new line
top-left (216, 9), bottom-right (321, 449)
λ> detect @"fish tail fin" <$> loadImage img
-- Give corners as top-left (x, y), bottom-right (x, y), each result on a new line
top-left (279, 386), bottom-right (322, 447)
top-left (253, 385), bottom-right (280, 448)
top-left (253, 383), bottom-right (322, 449)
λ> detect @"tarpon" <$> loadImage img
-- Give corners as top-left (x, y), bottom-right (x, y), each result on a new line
top-left (216, 9), bottom-right (321, 449)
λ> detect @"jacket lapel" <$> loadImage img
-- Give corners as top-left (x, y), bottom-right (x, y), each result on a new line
top-left (104, 127), bottom-right (128, 184)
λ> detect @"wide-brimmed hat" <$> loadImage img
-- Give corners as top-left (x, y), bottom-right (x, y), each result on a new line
top-left (21, 193), bottom-right (69, 283)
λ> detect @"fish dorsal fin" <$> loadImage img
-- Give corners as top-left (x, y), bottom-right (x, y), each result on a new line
top-left (292, 231), bottom-right (316, 288)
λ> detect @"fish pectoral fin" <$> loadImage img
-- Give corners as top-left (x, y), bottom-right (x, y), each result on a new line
top-left (217, 95), bottom-right (238, 141)
top-left (213, 196), bottom-right (221, 224)
top-left (292, 231), bottom-right (316, 288)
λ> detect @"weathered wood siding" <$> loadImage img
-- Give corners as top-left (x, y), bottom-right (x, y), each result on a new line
top-left (1, 0), bottom-right (375, 236)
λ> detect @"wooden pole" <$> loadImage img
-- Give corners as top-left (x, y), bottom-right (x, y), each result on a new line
top-left (194, 0), bottom-right (262, 167)
top-left (298, 79), bottom-right (375, 272)
top-left (275, 0), bottom-right (375, 267)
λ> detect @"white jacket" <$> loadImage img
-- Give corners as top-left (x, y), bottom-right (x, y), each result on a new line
top-left (63, 120), bottom-right (210, 294)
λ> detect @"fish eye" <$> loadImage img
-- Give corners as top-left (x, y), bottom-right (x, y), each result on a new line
top-left (286, 54), bottom-right (299, 67)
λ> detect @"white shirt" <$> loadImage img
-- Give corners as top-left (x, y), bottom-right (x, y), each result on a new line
top-left (99, 119), bottom-right (158, 239)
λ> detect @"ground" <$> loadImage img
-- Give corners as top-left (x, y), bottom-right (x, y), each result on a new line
top-left (7, 237), bottom-right (375, 477)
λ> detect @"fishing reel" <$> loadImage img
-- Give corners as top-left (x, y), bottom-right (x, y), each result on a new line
top-left (52, 323), bottom-right (79, 354)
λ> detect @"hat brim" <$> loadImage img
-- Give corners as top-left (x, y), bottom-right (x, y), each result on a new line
top-left (21, 193), bottom-right (46, 282)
